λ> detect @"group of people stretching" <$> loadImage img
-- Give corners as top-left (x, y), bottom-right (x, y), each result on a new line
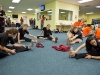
top-left (1, 20), bottom-right (100, 60)
top-left (68, 19), bottom-right (100, 60)
top-left (0, 24), bottom-right (58, 58)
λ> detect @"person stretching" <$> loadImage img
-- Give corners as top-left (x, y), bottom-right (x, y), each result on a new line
top-left (37, 24), bottom-right (58, 43)
top-left (14, 24), bottom-right (37, 43)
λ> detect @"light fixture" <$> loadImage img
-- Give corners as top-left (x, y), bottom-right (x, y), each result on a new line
top-left (86, 12), bottom-right (94, 14)
top-left (12, 0), bottom-right (20, 3)
top-left (22, 12), bottom-right (26, 13)
top-left (9, 6), bottom-right (15, 9)
top-left (47, 11), bottom-right (52, 12)
top-left (27, 8), bottom-right (33, 11)
top-left (78, 0), bottom-right (93, 3)
top-left (96, 6), bottom-right (100, 8)
top-left (61, 12), bottom-right (65, 13)
top-left (7, 10), bottom-right (12, 12)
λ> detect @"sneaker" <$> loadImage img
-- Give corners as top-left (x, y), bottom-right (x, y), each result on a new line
top-left (28, 42), bottom-right (34, 50)
top-left (55, 37), bottom-right (58, 43)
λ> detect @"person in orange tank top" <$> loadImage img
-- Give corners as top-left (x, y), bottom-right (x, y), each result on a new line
top-left (73, 19), bottom-right (81, 27)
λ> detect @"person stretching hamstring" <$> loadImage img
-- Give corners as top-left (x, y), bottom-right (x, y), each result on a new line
top-left (14, 24), bottom-right (38, 43)
top-left (37, 24), bottom-right (58, 43)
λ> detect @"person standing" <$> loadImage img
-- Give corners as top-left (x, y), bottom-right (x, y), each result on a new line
top-left (41, 15), bottom-right (45, 29)
top-left (20, 17), bottom-right (24, 25)
top-left (0, 5), bottom-right (5, 33)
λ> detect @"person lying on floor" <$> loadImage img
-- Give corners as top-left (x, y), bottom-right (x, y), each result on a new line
top-left (14, 24), bottom-right (38, 43)
top-left (67, 27), bottom-right (82, 45)
top-left (82, 24), bottom-right (94, 37)
top-left (0, 28), bottom-right (34, 58)
top-left (70, 36), bottom-right (100, 60)
top-left (37, 24), bottom-right (58, 43)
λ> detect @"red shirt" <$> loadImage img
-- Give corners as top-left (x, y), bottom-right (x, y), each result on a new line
top-left (20, 18), bottom-right (23, 22)
top-left (41, 17), bottom-right (45, 23)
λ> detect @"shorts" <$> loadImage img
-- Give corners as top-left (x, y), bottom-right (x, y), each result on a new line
top-left (47, 36), bottom-right (53, 40)
top-left (14, 37), bottom-right (32, 42)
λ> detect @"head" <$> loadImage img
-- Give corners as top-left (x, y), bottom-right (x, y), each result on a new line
top-left (0, 5), bottom-right (2, 10)
top-left (73, 27), bottom-right (78, 33)
top-left (78, 19), bottom-right (81, 22)
top-left (22, 24), bottom-right (28, 30)
top-left (46, 24), bottom-right (50, 30)
top-left (87, 24), bottom-right (91, 27)
top-left (6, 28), bottom-right (18, 37)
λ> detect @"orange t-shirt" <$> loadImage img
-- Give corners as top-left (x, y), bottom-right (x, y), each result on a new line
top-left (80, 21), bottom-right (85, 26)
top-left (82, 27), bottom-right (92, 36)
top-left (95, 28), bottom-right (100, 38)
top-left (73, 21), bottom-right (81, 27)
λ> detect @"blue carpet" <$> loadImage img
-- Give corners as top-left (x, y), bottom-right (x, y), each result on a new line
top-left (0, 28), bottom-right (100, 75)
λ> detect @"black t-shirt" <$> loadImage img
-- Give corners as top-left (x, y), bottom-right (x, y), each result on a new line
top-left (43, 27), bottom-right (52, 37)
top-left (71, 30), bottom-right (82, 40)
top-left (18, 28), bottom-right (29, 39)
top-left (0, 10), bottom-right (5, 22)
top-left (0, 33), bottom-right (15, 46)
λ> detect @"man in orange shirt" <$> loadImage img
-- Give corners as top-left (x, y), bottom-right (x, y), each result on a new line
top-left (73, 19), bottom-right (81, 27)
top-left (95, 25), bottom-right (100, 39)
top-left (82, 24), bottom-right (93, 37)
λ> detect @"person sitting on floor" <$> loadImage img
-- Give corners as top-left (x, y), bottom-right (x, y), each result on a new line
top-left (0, 28), bottom-right (34, 58)
top-left (82, 24), bottom-right (94, 37)
top-left (95, 25), bottom-right (100, 39)
top-left (37, 24), bottom-right (58, 43)
top-left (67, 27), bottom-right (82, 45)
top-left (14, 24), bottom-right (38, 43)
top-left (69, 36), bottom-right (100, 60)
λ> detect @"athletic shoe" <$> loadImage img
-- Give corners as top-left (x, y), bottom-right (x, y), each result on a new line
top-left (28, 42), bottom-right (34, 50)
top-left (55, 37), bottom-right (58, 43)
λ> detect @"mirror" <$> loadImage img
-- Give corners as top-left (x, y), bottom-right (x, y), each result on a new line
top-left (59, 9), bottom-right (73, 21)
top-left (37, 9), bottom-right (52, 21)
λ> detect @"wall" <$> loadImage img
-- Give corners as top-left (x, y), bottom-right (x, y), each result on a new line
top-left (6, 12), bottom-right (35, 26)
top-left (55, 1), bottom-right (79, 25)
top-left (35, 1), bottom-right (56, 30)
top-left (79, 14), bottom-right (100, 24)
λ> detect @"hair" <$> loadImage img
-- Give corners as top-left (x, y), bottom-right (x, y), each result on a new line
top-left (86, 36), bottom-right (97, 52)
top-left (47, 24), bottom-right (50, 26)
top-left (23, 24), bottom-right (28, 27)
top-left (73, 27), bottom-right (78, 30)
top-left (87, 24), bottom-right (91, 27)
top-left (6, 28), bottom-right (18, 35)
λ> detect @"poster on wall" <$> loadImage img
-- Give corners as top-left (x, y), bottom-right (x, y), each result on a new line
top-left (23, 16), bottom-right (27, 24)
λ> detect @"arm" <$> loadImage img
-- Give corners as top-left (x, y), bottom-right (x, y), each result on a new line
top-left (18, 32), bottom-right (21, 43)
top-left (70, 43), bottom-right (86, 57)
top-left (38, 30), bottom-right (44, 36)
top-left (0, 45), bottom-right (15, 54)
top-left (71, 35), bottom-right (78, 40)
top-left (0, 11), bottom-right (5, 18)
top-left (28, 34), bottom-right (37, 39)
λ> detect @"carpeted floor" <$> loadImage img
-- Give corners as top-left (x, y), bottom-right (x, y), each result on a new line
top-left (0, 28), bottom-right (100, 75)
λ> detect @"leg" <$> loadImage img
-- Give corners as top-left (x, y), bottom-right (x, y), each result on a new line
top-left (69, 39), bottom-right (82, 45)
top-left (37, 36), bottom-right (48, 40)
top-left (51, 36), bottom-right (58, 43)
top-left (24, 37), bottom-right (37, 43)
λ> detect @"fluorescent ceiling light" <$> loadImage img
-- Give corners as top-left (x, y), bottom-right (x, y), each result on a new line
top-left (22, 12), bottom-right (26, 13)
top-left (27, 8), bottom-right (33, 11)
top-left (12, 0), bottom-right (20, 3)
top-left (78, 0), bottom-right (93, 3)
top-left (9, 6), bottom-right (15, 9)
top-left (96, 6), bottom-right (100, 8)
top-left (61, 12), bottom-right (65, 13)
top-left (7, 10), bottom-right (12, 12)
top-left (86, 12), bottom-right (94, 14)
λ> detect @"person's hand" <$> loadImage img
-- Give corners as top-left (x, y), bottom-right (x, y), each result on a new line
top-left (69, 38), bottom-right (73, 41)
top-left (69, 51), bottom-right (77, 57)
top-left (85, 54), bottom-right (92, 59)
top-left (10, 49), bottom-right (16, 54)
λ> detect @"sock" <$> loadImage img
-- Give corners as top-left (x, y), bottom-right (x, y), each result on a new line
top-left (28, 42), bottom-right (34, 50)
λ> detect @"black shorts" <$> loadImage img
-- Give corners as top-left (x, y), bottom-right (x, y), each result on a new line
top-left (14, 37), bottom-right (32, 42)
top-left (47, 36), bottom-right (53, 40)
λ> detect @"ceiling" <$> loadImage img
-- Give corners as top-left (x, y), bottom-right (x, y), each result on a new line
top-left (0, 0), bottom-right (100, 15)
